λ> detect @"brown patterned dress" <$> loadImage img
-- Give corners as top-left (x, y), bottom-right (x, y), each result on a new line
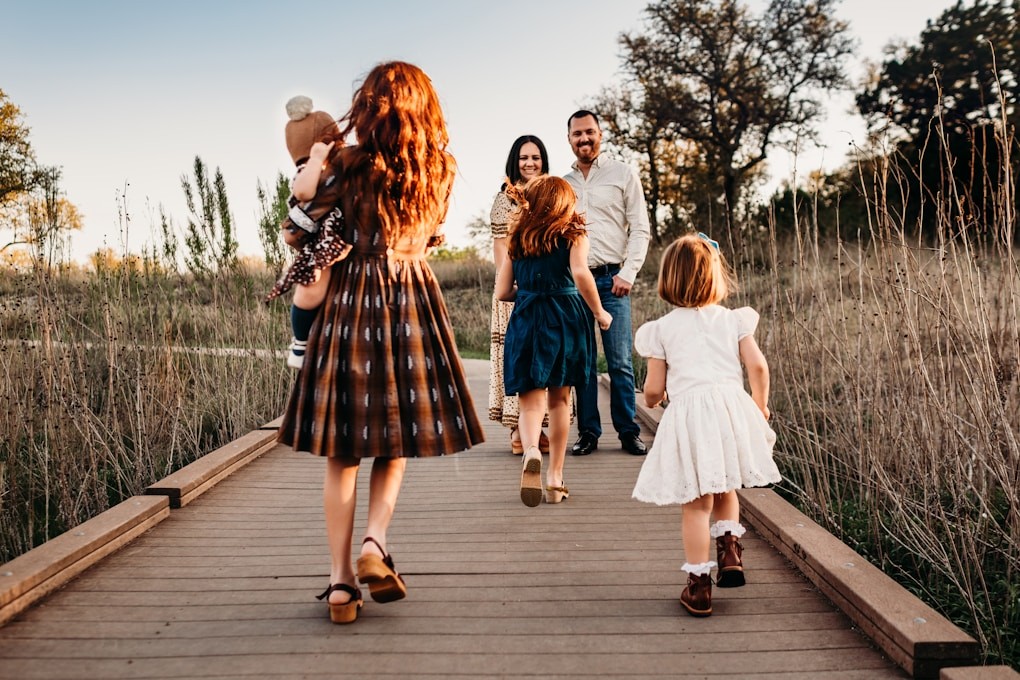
top-left (278, 159), bottom-right (484, 459)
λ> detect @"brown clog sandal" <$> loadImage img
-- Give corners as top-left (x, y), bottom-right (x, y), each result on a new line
top-left (544, 483), bottom-right (569, 504)
top-left (356, 537), bottom-right (408, 603)
top-left (520, 446), bottom-right (543, 507)
top-left (511, 429), bottom-right (524, 455)
top-left (316, 582), bottom-right (363, 624)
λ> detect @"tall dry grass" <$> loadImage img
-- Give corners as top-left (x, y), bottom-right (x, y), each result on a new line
top-left (754, 120), bottom-right (1018, 664)
top-left (0, 263), bottom-right (292, 562)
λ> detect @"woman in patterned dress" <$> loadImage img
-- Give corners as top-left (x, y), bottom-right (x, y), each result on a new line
top-left (278, 61), bottom-right (485, 624)
top-left (489, 135), bottom-right (553, 454)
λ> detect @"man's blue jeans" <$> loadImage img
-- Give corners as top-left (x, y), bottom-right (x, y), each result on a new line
top-left (577, 269), bottom-right (639, 440)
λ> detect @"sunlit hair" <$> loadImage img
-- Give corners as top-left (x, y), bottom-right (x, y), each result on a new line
top-left (502, 135), bottom-right (549, 187)
top-left (334, 61), bottom-right (456, 244)
top-left (505, 176), bottom-right (586, 259)
top-left (657, 233), bottom-right (737, 308)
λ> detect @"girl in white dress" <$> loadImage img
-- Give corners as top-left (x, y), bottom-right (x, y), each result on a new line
top-left (632, 232), bottom-right (781, 617)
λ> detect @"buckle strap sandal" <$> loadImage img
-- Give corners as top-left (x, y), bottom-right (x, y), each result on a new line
top-left (544, 484), bottom-right (569, 504)
top-left (356, 537), bottom-right (408, 603)
top-left (315, 582), bottom-right (363, 624)
top-left (520, 446), bottom-right (543, 507)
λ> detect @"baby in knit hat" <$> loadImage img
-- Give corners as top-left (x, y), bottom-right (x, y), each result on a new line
top-left (270, 95), bottom-right (351, 369)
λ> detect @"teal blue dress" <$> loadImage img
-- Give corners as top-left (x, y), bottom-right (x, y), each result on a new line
top-left (503, 238), bottom-right (597, 394)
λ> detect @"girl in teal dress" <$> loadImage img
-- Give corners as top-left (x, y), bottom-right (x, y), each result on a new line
top-left (495, 176), bottom-right (613, 507)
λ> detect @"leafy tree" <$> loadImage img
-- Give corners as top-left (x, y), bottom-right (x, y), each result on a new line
top-left (856, 0), bottom-right (1019, 238)
top-left (614, 0), bottom-right (854, 248)
top-left (180, 156), bottom-right (238, 276)
top-left (1, 165), bottom-right (82, 267)
top-left (463, 210), bottom-right (495, 260)
top-left (857, 0), bottom-right (1018, 139)
top-left (255, 172), bottom-right (291, 276)
top-left (0, 89), bottom-right (38, 207)
top-left (590, 82), bottom-right (701, 243)
top-left (25, 166), bottom-right (82, 268)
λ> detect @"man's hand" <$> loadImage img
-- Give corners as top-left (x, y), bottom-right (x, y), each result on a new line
top-left (611, 275), bottom-right (632, 297)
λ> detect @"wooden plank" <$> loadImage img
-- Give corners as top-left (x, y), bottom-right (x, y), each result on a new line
top-left (0, 610), bottom-right (853, 638)
top-left (0, 627), bottom-right (879, 659)
top-left (0, 648), bottom-right (903, 680)
top-left (941, 667), bottom-right (1020, 680)
top-left (144, 429), bottom-right (277, 508)
top-left (0, 496), bottom-right (168, 625)
top-left (10, 595), bottom-right (839, 623)
top-left (260, 415), bottom-right (283, 430)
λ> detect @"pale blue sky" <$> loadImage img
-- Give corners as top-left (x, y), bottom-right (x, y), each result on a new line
top-left (3, 0), bottom-right (957, 261)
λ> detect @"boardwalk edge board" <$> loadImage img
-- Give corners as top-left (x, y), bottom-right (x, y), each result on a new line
top-left (144, 428), bottom-right (279, 508)
top-left (940, 666), bottom-right (1020, 679)
top-left (0, 495), bottom-right (169, 625)
top-left (260, 415), bottom-right (284, 431)
top-left (635, 395), bottom-right (989, 680)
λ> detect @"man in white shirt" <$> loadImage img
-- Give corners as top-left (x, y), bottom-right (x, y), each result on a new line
top-left (564, 110), bottom-right (651, 456)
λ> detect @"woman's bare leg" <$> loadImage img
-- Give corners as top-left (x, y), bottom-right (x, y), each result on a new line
top-left (323, 456), bottom-right (360, 604)
top-left (360, 457), bottom-right (408, 558)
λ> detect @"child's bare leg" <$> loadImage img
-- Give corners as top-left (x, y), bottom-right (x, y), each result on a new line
top-left (518, 389), bottom-right (546, 507)
top-left (293, 268), bottom-right (332, 310)
top-left (681, 494), bottom-right (715, 565)
top-left (517, 389), bottom-right (547, 452)
top-left (712, 490), bottom-right (739, 523)
top-left (545, 386), bottom-right (571, 487)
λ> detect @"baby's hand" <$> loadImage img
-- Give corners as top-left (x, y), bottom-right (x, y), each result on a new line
top-left (309, 141), bottom-right (335, 165)
top-left (596, 310), bottom-right (613, 330)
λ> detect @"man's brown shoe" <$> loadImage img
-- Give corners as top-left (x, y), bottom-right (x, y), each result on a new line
top-left (680, 572), bottom-right (713, 617)
top-left (716, 532), bottom-right (745, 588)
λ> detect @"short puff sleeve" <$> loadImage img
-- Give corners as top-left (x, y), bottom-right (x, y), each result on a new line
top-left (633, 320), bottom-right (666, 359)
top-left (489, 191), bottom-right (514, 239)
top-left (734, 307), bottom-right (760, 340)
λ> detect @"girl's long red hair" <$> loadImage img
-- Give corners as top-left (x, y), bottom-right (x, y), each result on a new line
top-left (506, 176), bottom-right (586, 259)
top-left (334, 61), bottom-right (456, 244)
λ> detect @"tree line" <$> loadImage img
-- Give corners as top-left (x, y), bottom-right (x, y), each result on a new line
top-left (589, 0), bottom-right (1018, 251)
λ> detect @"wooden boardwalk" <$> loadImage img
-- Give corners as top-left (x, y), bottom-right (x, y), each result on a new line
top-left (0, 359), bottom-right (909, 679)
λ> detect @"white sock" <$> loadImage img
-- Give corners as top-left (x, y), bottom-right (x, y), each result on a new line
top-left (710, 520), bottom-right (746, 539)
top-left (681, 561), bottom-right (717, 576)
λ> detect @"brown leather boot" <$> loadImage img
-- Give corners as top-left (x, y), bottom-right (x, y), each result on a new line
top-left (716, 532), bottom-right (745, 588)
top-left (680, 572), bottom-right (713, 617)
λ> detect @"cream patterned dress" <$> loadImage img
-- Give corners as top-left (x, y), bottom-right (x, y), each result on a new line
top-left (488, 191), bottom-right (520, 428)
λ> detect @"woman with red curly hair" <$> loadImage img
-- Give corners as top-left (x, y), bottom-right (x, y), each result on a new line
top-left (278, 61), bottom-right (485, 624)
top-left (495, 175), bottom-right (612, 507)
